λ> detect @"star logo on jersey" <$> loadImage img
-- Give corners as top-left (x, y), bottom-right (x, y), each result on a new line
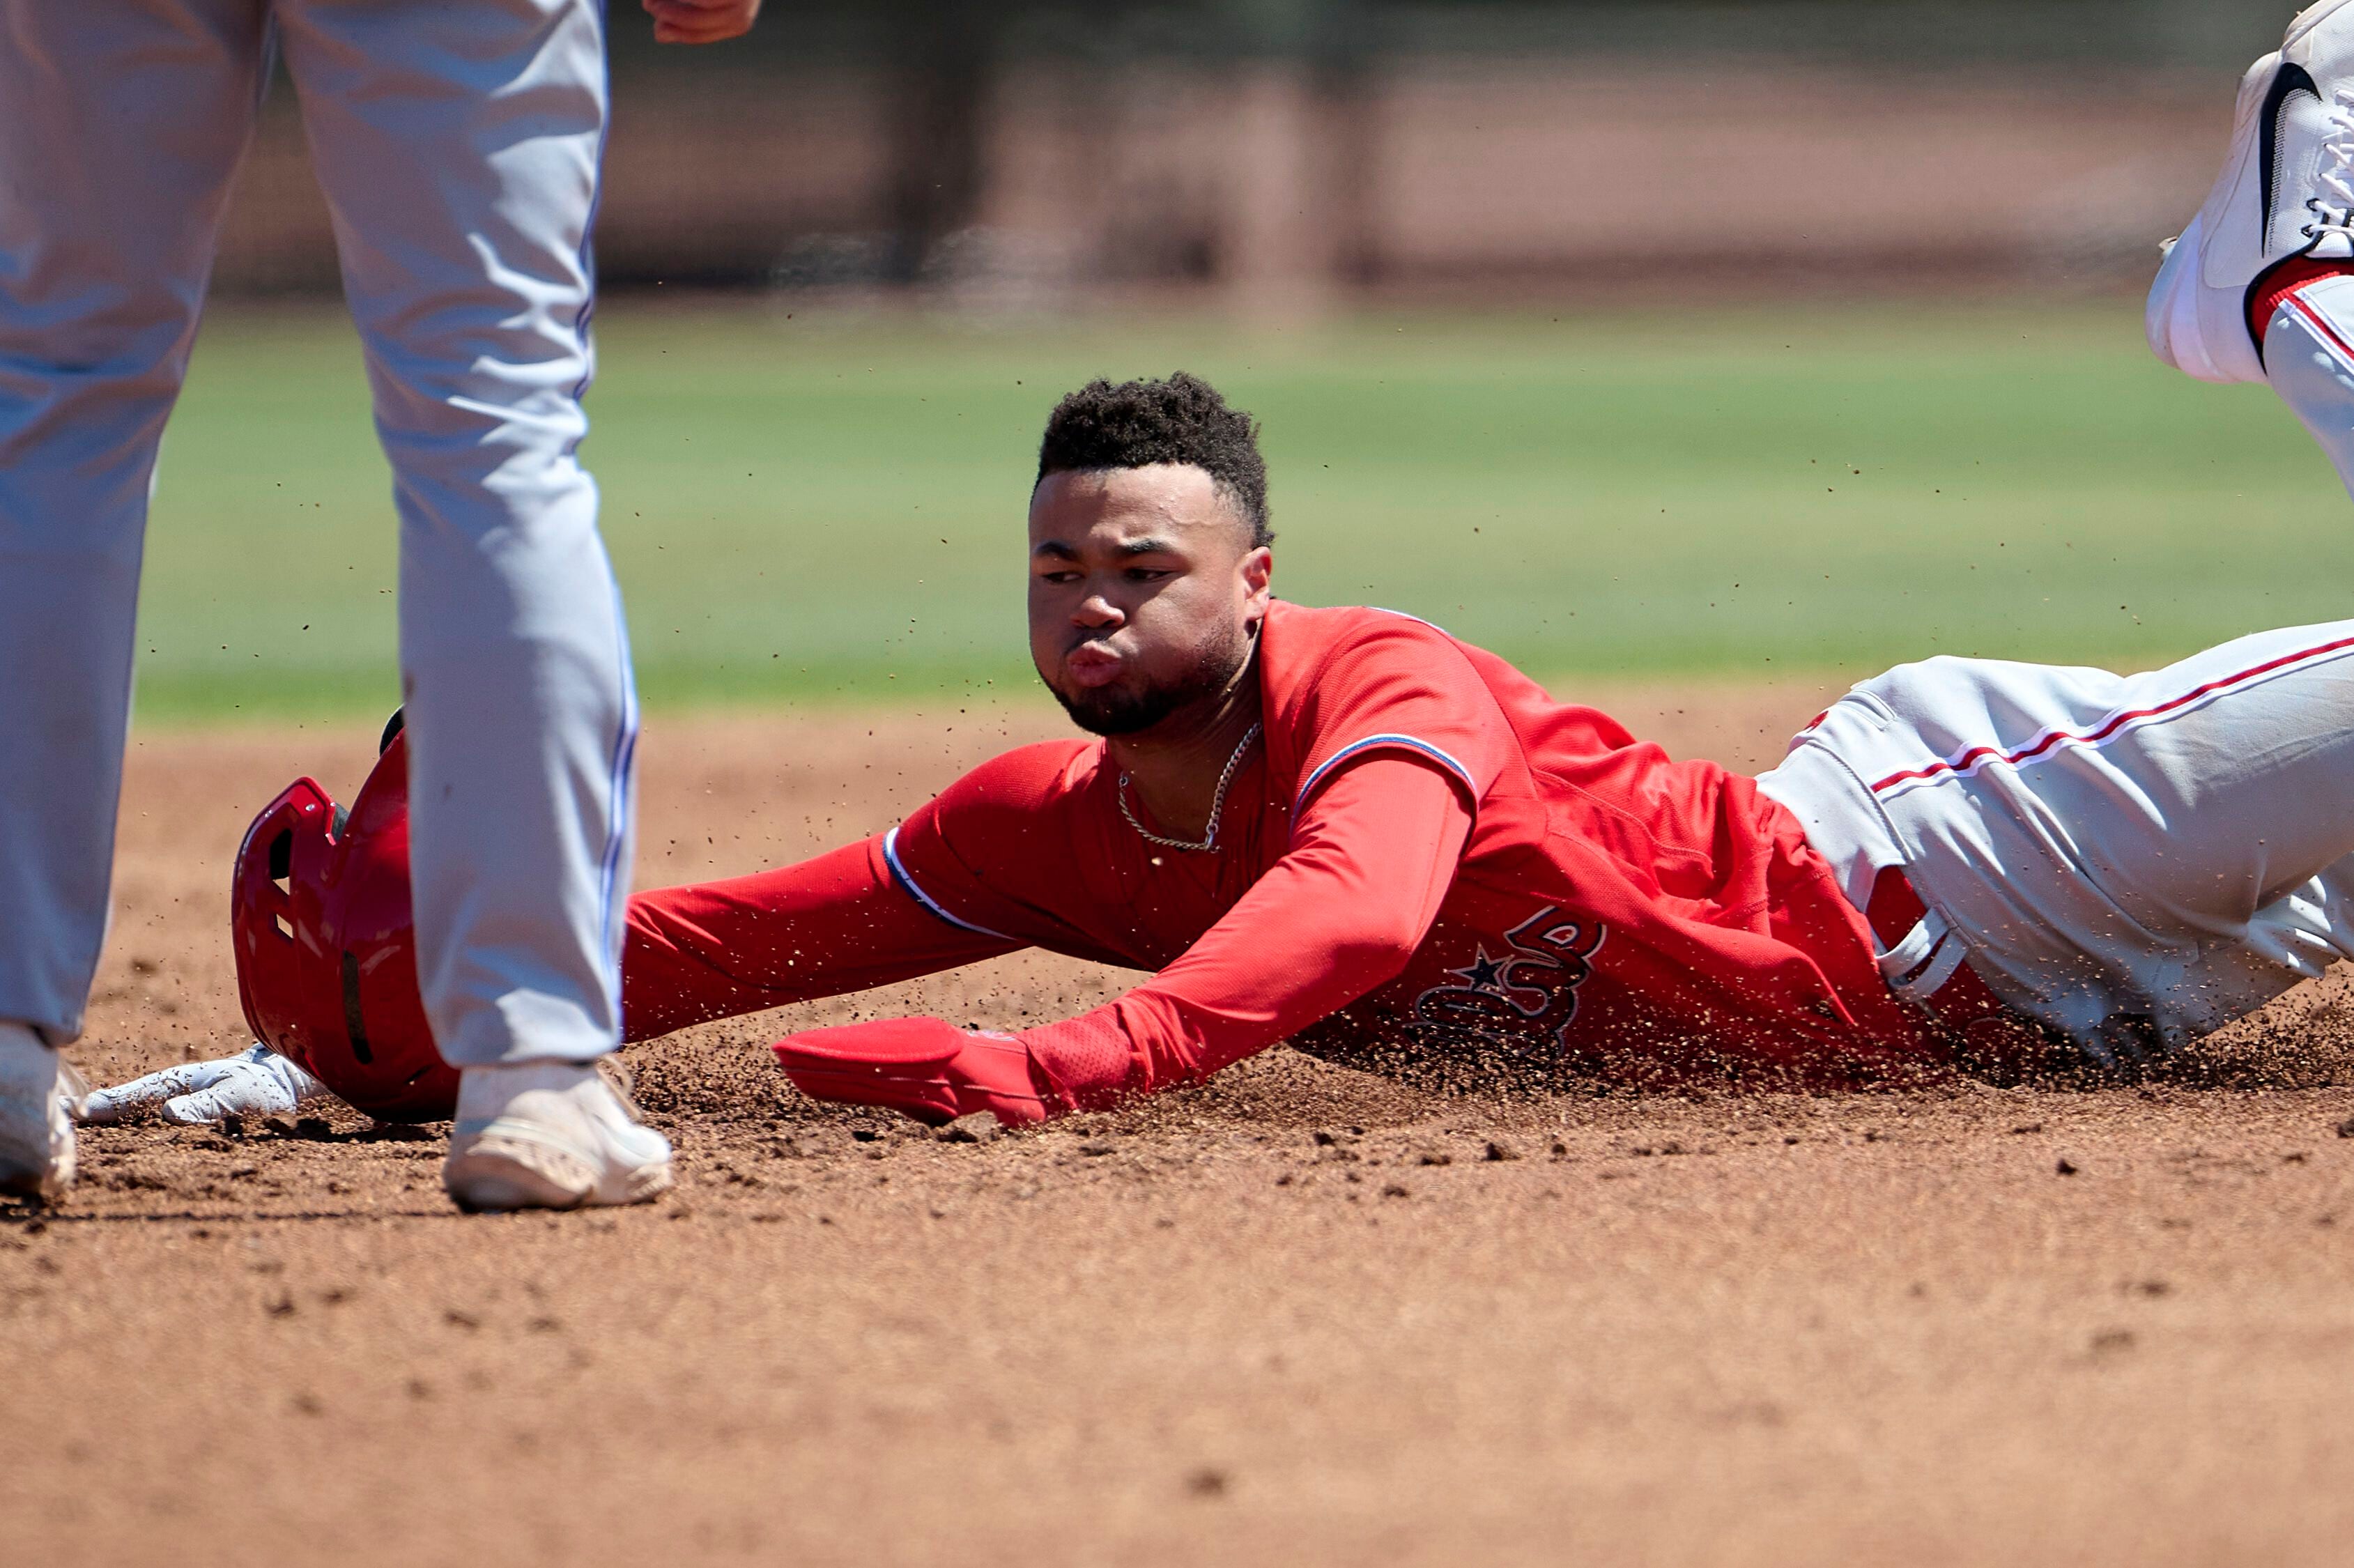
top-left (1447, 948), bottom-right (1513, 992)
top-left (1409, 906), bottom-right (1607, 1063)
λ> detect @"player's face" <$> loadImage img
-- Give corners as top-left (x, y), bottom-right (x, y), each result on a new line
top-left (1027, 464), bottom-right (1272, 736)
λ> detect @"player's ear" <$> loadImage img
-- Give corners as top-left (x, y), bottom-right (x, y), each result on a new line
top-left (1240, 544), bottom-right (1273, 606)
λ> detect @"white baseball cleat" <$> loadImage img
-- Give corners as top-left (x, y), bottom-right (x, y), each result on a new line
top-left (0, 1020), bottom-right (85, 1201)
top-left (2148, 0), bottom-right (2354, 383)
top-left (442, 1058), bottom-right (674, 1213)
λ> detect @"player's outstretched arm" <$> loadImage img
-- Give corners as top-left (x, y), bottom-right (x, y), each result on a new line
top-left (643, 0), bottom-right (762, 45)
top-left (622, 836), bottom-right (1024, 1043)
top-left (775, 757), bottom-right (1474, 1125)
top-left (82, 837), bottom-right (1010, 1127)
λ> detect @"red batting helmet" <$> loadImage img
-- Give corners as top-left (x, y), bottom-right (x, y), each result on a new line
top-left (230, 711), bottom-right (459, 1122)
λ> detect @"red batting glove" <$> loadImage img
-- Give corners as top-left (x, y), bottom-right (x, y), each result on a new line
top-left (772, 1016), bottom-right (1075, 1128)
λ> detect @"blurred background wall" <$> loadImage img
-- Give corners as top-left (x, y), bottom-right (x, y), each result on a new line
top-left (214, 1), bottom-right (2302, 304)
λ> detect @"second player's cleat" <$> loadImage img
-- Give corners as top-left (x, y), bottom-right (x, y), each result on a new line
top-left (442, 1059), bottom-right (674, 1213)
top-left (0, 1021), bottom-right (85, 1201)
top-left (2148, 0), bottom-right (2354, 383)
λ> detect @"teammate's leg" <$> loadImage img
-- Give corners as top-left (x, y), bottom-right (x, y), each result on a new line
top-left (272, 0), bottom-right (667, 1210)
top-left (1999, 624), bottom-right (2354, 1038)
top-left (2130, 254), bottom-right (2354, 1039)
top-left (0, 1), bottom-right (269, 1192)
top-left (2058, 3), bottom-right (2354, 1059)
top-left (1803, 623), bottom-right (2354, 1071)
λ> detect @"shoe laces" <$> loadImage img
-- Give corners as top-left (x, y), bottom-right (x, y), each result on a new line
top-left (2307, 85), bottom-right (2354, 236)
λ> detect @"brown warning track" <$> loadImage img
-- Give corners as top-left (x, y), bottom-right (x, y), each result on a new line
top-left (8, 684), bottom-right (2354, 1566)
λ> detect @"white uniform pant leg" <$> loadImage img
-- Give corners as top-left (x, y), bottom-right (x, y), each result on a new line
top-left (1862, 626), bottom-right (2354, 1061)
top-left (2010, 626), bottom-right (2354, 1046)
top-left (2125, 284), bottom-right (2354, 1040)
top-left (2052, 629), bottom-right (2354, 927)
top-left (0, 1), bottom-right (268, 1040)
top-left (275, 0), bottom-right (633, 1067)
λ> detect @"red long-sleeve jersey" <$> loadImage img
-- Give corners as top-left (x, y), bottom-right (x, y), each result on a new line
top-left (622, 602), bottom-right (1931, 1099)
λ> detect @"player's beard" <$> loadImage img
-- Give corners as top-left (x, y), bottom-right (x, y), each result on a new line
top-left (1044, 629), bottom-right (1251, 737)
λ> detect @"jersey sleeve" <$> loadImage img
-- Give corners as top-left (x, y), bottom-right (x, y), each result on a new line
top-left (1018, 755), bottom-right (1474, 1104)
top-left (1282, 612), bottom-right (1518, 817)
top-left (620, 836), bottom-right (1022, 1042)
top-left (880, 739), bottom-right (1134, 962)
top-left (620, 740), bottom-right (1112, 1042)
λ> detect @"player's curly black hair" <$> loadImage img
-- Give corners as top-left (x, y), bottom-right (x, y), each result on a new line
top-left (1035, 372), bottom-right (1273, 549)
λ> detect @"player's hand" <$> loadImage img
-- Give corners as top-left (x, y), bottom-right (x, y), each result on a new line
top-left (772, 1017), bottom-right (1074, 1128)
top-left (643, 0), bottom-right (761, 45)
top-left (79, 1044), bottom-right (333, 1127)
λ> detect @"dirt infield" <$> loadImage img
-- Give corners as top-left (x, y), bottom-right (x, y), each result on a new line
top-left (10, 684), bottom-right (2354, 1567)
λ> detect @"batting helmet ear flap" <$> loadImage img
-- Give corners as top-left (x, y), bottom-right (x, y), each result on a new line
top-left (231, 777), bottom-right (341, 1070)
top-left (228, 729), bottom-right (459, 1123)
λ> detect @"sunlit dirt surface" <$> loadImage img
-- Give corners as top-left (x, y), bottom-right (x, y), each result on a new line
top-left (10, 684), bottom-right (2354, 1567)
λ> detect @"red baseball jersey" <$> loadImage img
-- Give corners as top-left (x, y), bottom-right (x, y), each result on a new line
top-left (624, 602), bottom-right (1930, 1097)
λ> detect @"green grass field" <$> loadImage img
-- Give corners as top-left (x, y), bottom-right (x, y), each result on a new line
top-left (137, 297), bottom-right (2354, 721)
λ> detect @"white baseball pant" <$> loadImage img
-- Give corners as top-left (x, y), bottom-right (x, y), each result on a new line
top-left (1758, 278), bottom-right (2354, 1069)
top-left (0, 0), bottom-right (636, 1066)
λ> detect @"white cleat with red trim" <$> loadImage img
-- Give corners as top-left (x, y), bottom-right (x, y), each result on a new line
top-left (2148, 0), bottom-right (2354, 384)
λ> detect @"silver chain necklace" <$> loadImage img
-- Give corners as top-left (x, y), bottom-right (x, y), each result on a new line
top-left (1117, 722), bottom-right (1263, 854)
